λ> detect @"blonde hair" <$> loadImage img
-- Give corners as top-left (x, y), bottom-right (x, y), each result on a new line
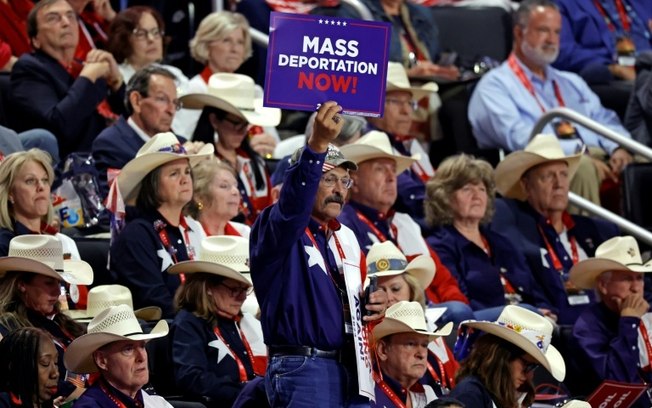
top-left (189, 11), bottom-right (252, 65)
top-left (186, 158), bottom-right (237, 219)
top-left (0, 149), bottom-right (55, 231)
top-left (403, 273), bottom-right (426, 307)
top-left (174, 273), bottom-right (224, 323)
top-left (424, 154), bottom-right (496, 227)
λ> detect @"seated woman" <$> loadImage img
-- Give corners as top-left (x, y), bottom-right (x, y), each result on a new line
top-left (110, 132), bottom-right (212, 318)
top-left (181, 74), bottom-right (280, 225)
top-left (450, 305), bottom-right (566, 408)
top-left (0, 327), bottom-right (59, 408)
top-left (0, 235), bottom-right (93, 400)
top-left (188, 158), bottom-right (249, 237)
top-left (169, 236), bottom-right (266, 407)
top-left (107, 6), bottom-right (191, 134)
top-left (425, 154), bottom-right (554, 322)
top-left (372, 301), bottom-right (451, 407)
top-left (367, 241), bottom-right (458, 395)
top-left (0, 149), bottom-right (79, 259)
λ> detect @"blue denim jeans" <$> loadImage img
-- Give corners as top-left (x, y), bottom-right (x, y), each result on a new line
top-left (265, 354), bottom-right (369, 408)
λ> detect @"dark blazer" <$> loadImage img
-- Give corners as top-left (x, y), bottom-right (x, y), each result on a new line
top-left (449, 375), bottom-right (495, 408)
top-left (490, 198), bottom-right (619, 324)
top-left (10, 50), bottom-right (125, 157)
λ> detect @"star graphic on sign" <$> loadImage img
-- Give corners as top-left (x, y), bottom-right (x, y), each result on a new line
top-left (342, 21), bottom-right (347, 26)
top-left (337, 21), bottom-right (341, 26)
top-left (323, 19), bottom-right (329, 24)
top-left (330, 20), bottom-right (336, 25)
top-left (319, 19), bottom-right (323, 24)
top-left (208, 340), bottom-right (233, 364)
top-left (304, 245), bottom-right (327, 274)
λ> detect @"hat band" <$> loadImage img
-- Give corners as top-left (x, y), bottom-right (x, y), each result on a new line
top-left (158, 144), bottom-right (187, 154)
top-left (368, 258), bottom-right (409, 274)
top-left (497, 321), bottom-right (551, 352)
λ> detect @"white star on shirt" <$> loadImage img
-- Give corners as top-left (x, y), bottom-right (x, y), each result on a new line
top-left (365, 232), bottom-right (381, 251)
top-left (208, 340), bottom-right (233, 364)
top-left (157, 249), bottom-right (173, 271)
top-left (304, 245), bottom-right (327, 274)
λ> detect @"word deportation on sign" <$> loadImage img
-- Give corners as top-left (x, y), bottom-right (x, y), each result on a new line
top-left (264, 12), bottom-right (391, 117)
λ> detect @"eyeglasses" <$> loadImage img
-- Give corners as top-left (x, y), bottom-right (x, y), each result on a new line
top-left (321, 174), bottom-right (353, 189)
top-left (221, 116), bottom-right (249, 133)
top-left (142, 93), bottom-right (182, 111)
top-left (219, 282), bottom-right (253, 297)
top-left (132, 27), bottom-right (163, 41)
top-left (519, 357), bottom-right (540, 374)
top-left (385, 97), bottom-right (418, 111)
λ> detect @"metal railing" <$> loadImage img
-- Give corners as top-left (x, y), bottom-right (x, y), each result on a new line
top-left (530, 107), bottom-right (652, 246)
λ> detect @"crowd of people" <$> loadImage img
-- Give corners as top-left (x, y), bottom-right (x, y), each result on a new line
top-left (0, 0), bottom-right (652, 406)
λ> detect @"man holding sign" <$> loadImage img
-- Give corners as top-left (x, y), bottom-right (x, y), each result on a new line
top-left (250, 102), bottom-right (388, 407)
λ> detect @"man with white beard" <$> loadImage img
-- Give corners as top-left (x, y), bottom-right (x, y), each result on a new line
top-left (468, 0), bottom-right (633, 206)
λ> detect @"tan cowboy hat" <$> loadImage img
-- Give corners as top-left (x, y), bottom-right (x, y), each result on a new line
top-left (461, 305), bottom-right (566, 382)
top-left (168, 236), bottom-right (251, 286)
top-left (65, 285), bottom-right (162, 321)
top-left (64, 304), bottom-right (168, 374)
top-left (569, 236), bottom-right (652, 290)
top-left (366, 241), bottom-right (435, 290)
top-left (560, 401), bottom-right (590, 408)
top-left (373, 301), bottom-right (453, 341)
top-left (0, 235), bottom-right (93, 285)
top-left (180, 73), bottom-right (281, 127)
top-left (494, 134), bottom-right (585, 201)
top-left (339, 130), bottom-right (418, 174)
top-left (386, 62), bottom-right (438, 101)
top-left (118, 132), bottom-right (214, 204)
top-left (290, 143), bottom-right (357, 173)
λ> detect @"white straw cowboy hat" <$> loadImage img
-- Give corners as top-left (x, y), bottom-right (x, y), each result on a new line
top-left (560, 401), bottom-right (590, 408)
top-left (64, 304), bottom-right (168, 374)
top-left (373, 301), bottom-right (453, 341)
top-left (180, 73), bottom-right (281, 127)
top-left (461, 305), bottom-right (566, 382)
top-left (339, 130), bottom-right (418, 174)
top-left (366, 241), bottom-right (435, 290)
top-left (386, 62), bottom-right (438, 101)
top-left (494, 134), bottom-right (585, 201)
top-left (168, 236), bottom-right (251, 287)
top-left (0, 235), bottom-right (93, 285)
top-left (66, 285), bottom-right (162, 321)
top-left (569, 236), bottom-right (652, 290)
top-left (118, 132), bottom-right (214, 204)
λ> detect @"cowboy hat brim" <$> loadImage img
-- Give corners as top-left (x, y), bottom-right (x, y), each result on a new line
top-left (65, 306), bottom-right (163, 322)
top-left (368, 254), bottom-right (435, 291)
top-left (461, 320), bottom-right (566, 382)
top-left (386, 82), bottom-right (438, 102)
top-left (118, 144), bottom-right (214, 204)
top-left (374, 319), bottom-right (453, 341)
top-left (494, 150), bottom-right (584, 200)
top-left (569, 258), bottom-right (652, 289)
top-left (339, 144), bottom-right (418, 174)
top-left (168, 260), bottom-right (251, 287)
top-left (64, 319), bottom-right (168, 374)
top-left (179, 93), bottom-right (281, 127)
top-left (0, 257), bottom-right (93, 285)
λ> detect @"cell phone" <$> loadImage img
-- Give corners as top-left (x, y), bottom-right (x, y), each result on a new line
top-left (361, 275), bottom-right (378, 318)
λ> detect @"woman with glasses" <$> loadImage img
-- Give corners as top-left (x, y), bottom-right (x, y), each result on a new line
top-left (450, 305), bottom-right (566, 408)
top-left (169, 235), bottom-right (266, 407)
top-left (181, 73), bottom-right (281, 225)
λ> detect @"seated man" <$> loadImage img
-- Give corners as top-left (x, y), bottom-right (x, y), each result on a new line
top-left (492, 134), bottom-right (619, 324)
top-left (469, 0), bottom-right (633, 206)
top-left (371, 301), bottom-right (452, 407)
top-left (366, 62), bottom-right (438, 224)
top-left (92, 65), bottom-right (184, 197)
top-left (340, 130), bottom-right (473, 324)
top-left (63, 304), bottom-right (171, 408)
top-left (10, 0), bottom-right (125, 159)
top-left (569, 236), bottom-right (652, 408)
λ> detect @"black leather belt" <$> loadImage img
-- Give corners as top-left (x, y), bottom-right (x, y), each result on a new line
top-left (269, 345), bottom-right (340, 360)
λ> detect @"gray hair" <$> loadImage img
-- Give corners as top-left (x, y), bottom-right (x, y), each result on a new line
top-left (513, 0), bottom-right (559, 28)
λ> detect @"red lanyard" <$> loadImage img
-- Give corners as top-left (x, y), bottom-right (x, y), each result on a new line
top-left (640, 321), bottom-right (652, 372)
top-left (99, 381), bottom-right (141, 408)
top-left (508, 54), bottom-right (566, 113)
top-left (305, 227), bottom-right (347, 290)
top-left (200, 65), bottom-right (213, 84)
top-left (536, 225), bottom-right (579, 272)
top-left (593, 0), bottom-right (631, 32)
top-left (354, 210), bottom-right (398, 244)
top-left (212, 324), bottom-right (261, 382)
top-left (156, 216), bottom-right (195, 283)
top-left (426, 353), bottom-right (450, 390)
top-left (375, 377), bottom-right (407, 408)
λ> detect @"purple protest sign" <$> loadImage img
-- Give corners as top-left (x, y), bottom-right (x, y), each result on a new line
top-left (264, 12), bottom-right (391, 117)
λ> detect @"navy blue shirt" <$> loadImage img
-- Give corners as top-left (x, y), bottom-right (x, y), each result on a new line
top-left (427, 225), bottom-right (552, 312)
top-left (449, 375), bottom-right (495, 408)
top-left (72, 379), bottom-right (145, 408)
top-left (250, 146), bottom-right (360, 349)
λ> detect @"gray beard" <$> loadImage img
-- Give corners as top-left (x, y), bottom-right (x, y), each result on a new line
top-left (521, 41), bottom-right (559, 67)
